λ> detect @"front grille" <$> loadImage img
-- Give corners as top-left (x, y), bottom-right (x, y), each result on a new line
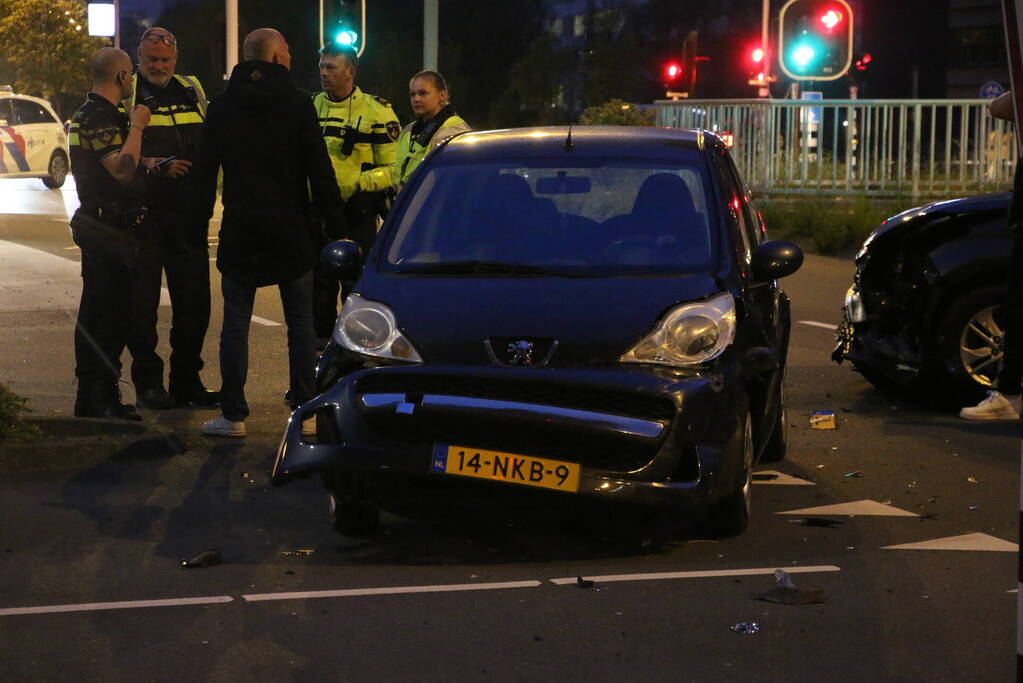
top-left (355, 374), bottom-right (676, 421)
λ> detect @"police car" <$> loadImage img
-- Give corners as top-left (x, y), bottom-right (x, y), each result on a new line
top-left (0, 86), bottom-right (69, 188)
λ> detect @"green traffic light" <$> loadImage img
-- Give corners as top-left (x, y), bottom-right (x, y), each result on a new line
top-left (334, 28), bottom-right (358, 47)
top-left (791, 44), bottom-right (815, 69)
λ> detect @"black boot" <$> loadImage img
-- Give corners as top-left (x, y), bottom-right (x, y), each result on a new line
top-left (75, 383), bottom-right (143, 421)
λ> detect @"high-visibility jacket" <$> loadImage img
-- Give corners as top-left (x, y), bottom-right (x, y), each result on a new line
top-left (122, 73), bottom-right (207, 209)
top-left (364, 108), bottom-right (470, 190)
top-left (312, 87), bottom-right (400, 199)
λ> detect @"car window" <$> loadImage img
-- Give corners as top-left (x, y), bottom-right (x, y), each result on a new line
top-left (12, 99), bottom-right (56, 125)
top-left (384, 155), bottom-right (716, 275)
top-left (725, 154), bottom-right (764, 247)
top-left (713, 149), bottom-right (753, 265)
top-left (0, 99), bottom-right (13, 127)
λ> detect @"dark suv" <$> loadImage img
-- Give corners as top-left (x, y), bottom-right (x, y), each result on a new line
top-left (273, 126), bottom-right (803, 537)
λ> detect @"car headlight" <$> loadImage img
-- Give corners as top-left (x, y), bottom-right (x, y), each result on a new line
top-left (844, 286), bottom-right (866, 323)
top-left (333, 294), bottom-right (423, 363)
top-left (619, 292), bottom-right (736, 367)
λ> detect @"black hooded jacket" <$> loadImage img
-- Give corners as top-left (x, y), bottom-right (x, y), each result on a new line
top-left (194, 60), bottom-right (347, 286)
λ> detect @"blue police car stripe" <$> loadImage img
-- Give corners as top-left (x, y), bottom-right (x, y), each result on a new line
top-left (2, 139), bottom-right (29, 172)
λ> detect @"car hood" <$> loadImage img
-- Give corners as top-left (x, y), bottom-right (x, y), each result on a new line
top-left (355, 273), bottom-right (724, 366)
top-left (858, 192), bottom-right (1010, 258)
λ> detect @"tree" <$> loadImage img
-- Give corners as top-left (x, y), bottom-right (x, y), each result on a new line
top-left (579, 99), bottom-right (654, 126)
top-left (0, 0), bottom-right (106, 117)
top-left (489, 33), bottom-right (573, 127)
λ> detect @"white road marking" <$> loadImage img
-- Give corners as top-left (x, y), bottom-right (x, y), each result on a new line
top-left (777, 500), bottom-right (918, 517)
top-left (798, 320), bottom-right (838, 330)
top-left (549, 565), bottom-right (841, 585)
top-left (0, 595), bottom-right (234, 616)
top-left (753, 470), bottom-right (816, 486)
top-left (882, 532), bottom-right (1018, 552)
top-left (243, 580), bottom-right (542, 602)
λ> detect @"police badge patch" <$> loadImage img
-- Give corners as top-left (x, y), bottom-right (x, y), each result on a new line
top-left (386, 121), bottom-right (401, 141)
top-left (95, 125), bottom-right (119, 146)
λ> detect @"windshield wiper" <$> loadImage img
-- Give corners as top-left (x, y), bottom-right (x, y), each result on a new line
top-left (394, 260), bottom-right (588, 277)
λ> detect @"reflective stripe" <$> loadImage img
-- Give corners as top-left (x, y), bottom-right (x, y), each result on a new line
top-left (68, 133), bottom-right (80, 146)
top-left (148, 112), bottom-right (204, 127)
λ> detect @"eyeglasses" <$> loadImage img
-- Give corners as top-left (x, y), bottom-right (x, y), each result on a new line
top-left (140, 31), bottom-right (177, 47)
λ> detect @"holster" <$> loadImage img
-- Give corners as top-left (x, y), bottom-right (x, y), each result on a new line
top-left (70, 204), bottom-right (144, 266)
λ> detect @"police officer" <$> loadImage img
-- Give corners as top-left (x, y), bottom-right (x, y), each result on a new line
top-left (69, 47), bottom-right (151, 420)
top-left (125, 26), bottom-right (218, 409)
top-left (311, 43), bottom-right (400, 342)
top-left (364, 70), bottom-right (469, 190)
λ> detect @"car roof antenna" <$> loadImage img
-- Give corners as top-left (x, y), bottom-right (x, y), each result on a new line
top-left (564, 123), bottom-right (573, 151)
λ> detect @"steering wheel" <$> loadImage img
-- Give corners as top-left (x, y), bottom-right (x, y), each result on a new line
top-left (599, 235), bottom-right (666, 264)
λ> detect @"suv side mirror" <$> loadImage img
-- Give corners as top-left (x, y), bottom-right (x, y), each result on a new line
top-left (751, 240), bottom-right (803, 281)
top-left (320, 239), bottom-right (363, 285)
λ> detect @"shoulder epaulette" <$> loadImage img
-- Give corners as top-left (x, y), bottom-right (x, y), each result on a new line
top-left (370, 94), bottom-right (392, 108)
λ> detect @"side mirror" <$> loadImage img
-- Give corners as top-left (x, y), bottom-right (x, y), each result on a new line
top-left (320, 239), bottom-right (363, 285)
top-left (751, 240), bottom-right (803, 281)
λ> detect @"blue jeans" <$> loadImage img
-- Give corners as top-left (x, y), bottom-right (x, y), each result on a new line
top-left (218, 271), bottom-right (315, 421)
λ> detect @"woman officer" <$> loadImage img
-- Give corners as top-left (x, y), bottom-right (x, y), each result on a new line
top-left (379, 70), bottom-right (470, 188)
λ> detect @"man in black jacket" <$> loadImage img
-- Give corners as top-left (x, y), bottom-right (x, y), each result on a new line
top-left (193, 28), bottom-right (347, 437)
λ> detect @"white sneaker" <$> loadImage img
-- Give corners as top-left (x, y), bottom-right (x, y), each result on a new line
top-left (301, 417), bottom-right (316, 437)
top-left (959, 391), bottom-right (1021, 421)
top-left (201, 416), bottom-right (246, 437)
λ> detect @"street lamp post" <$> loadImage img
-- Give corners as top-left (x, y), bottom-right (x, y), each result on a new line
top-left (424, 0), bottom-right (438, 71)
top-left (225, 0), bottom-right (238, 79)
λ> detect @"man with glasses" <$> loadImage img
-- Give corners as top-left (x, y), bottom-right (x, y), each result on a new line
top-left (123, 26), bottom-right (219, 410)
top-left (68, 47), bottom-right (151, 419)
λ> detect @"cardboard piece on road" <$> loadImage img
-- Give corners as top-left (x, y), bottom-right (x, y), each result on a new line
top-left (883, 532), bottom-right (1018, 552)
top-left (777, 500), bottom-right (918, 517)
top-left (753, 470), bottom-right (816, 486)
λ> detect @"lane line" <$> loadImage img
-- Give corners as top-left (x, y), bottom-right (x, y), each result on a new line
top-left (549, 565), bottom-right (841, 585)
top-left (243, 580), bottom-right (542, 602)
top-left (251, 315), bottom-right (281, 327)
top-left (0, 595), bottom-right (234, 616)
top-left (798, 320), bottom-right (838, 331)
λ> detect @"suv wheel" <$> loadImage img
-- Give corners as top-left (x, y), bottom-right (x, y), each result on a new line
top-left (42, 151), bottom-right (68, 188)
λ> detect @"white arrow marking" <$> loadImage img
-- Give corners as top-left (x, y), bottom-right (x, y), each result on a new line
top-left (777, 500), bottom-right (919, 517)
top-left (882, 532), bottom-right (1018, 552)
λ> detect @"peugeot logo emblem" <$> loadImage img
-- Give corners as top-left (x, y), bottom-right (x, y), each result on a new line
top-left (506, 340), bottom-right (535, 366)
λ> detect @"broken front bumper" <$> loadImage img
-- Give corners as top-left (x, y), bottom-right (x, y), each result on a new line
top-left (271, 364), bottom-right (746, 507)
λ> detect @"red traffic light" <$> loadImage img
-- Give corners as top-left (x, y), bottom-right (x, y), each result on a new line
top-left (854, 52), bottom-right (872, 71)
top-left (750, 47), bottom-right (765, 64)
top-left (665, 62), bottom-right (682, 80)
top-left (819, 7), bottom-right (844, 32)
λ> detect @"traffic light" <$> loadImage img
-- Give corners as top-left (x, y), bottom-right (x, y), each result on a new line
top-left (779, 0), bottom-right (853, 81)
top-left (854, 53), bottom-right (872, 72)
top-left (323, 0), bottom-right (365, 55)
top-left (663, 61), bottom-right (684, 88)
top-left (747, 45), bottom-right (767, 86)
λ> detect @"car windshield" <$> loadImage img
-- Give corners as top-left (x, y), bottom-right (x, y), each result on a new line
top-left (381, 155), bottom-right (716, 276)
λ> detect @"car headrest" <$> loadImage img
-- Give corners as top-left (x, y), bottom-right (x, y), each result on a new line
top-left (632, 172), bottom-right (696, 216)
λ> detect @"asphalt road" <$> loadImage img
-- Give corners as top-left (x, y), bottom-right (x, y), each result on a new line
top-left (0, 179), bottom-right (1018, 682)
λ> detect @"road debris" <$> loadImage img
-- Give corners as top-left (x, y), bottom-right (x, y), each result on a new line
top-left (967, 477), bottom-right (982, 484)
top-left (181, 549), bottom-right (222, 568)
top-left (969, 505), bottom-right (980, 511)
top-left (843, 471), bottom-right (862, 478)
top-left (576, 576), bottom-right (595, 589)
top-left (755, 569), bottom-right (826, 605)
top-left (730, 622), bottom-right (760, 634)
top-left (281, 549), bottom-right (315, 556)
top-left (810, 411), bottom-right (837, 429)
top-left (802, 518), bottom-right (844, 528)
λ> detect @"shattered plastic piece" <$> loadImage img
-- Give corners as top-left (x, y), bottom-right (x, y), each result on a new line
top-left (969, 505), bottom-right (980, 511)
top-left (907, 481), bottom-right (917, 488)
top-left (816, 464), bottom-right (826, 469)
top-left (181, 549), bottom-right (222, 568)
top-left (731, 622), bottom-right (760, 634)
top-left (576, 576), bottom-right (595, 589)
top-left (281, 549), bottom-right (315, 556)
top-left (803, 518), bottom-right (843, 528)
top-left (756, 569), bottom-right (826, 605)
top-left (810, 411), bottom-right (837, 429)
top-left (843, 471), bottom-right (862, 478)
top-left (967, 477), bottom-right (981, 484)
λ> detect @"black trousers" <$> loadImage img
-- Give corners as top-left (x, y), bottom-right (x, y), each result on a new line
top-left (313, 193), bottom-right (379, 338)
top-left (997, 228), bottom-right (1023, 394)
top-left (127, 208), bottom-right (211, 395)
top-left (70, 210), bottom-right (135, 400)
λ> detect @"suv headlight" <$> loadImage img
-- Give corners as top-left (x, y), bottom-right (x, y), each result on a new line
top-left (333, 294), bottom-right (423, 363)
top-left (620, 292), bottom-right (736, 366)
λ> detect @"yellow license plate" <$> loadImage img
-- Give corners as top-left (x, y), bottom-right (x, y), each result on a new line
top-left (430, 444), bottom-right (581, 493)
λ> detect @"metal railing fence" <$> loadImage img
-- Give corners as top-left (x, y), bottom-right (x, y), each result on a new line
top-left (656, 99), bottom-right (1017, 198)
